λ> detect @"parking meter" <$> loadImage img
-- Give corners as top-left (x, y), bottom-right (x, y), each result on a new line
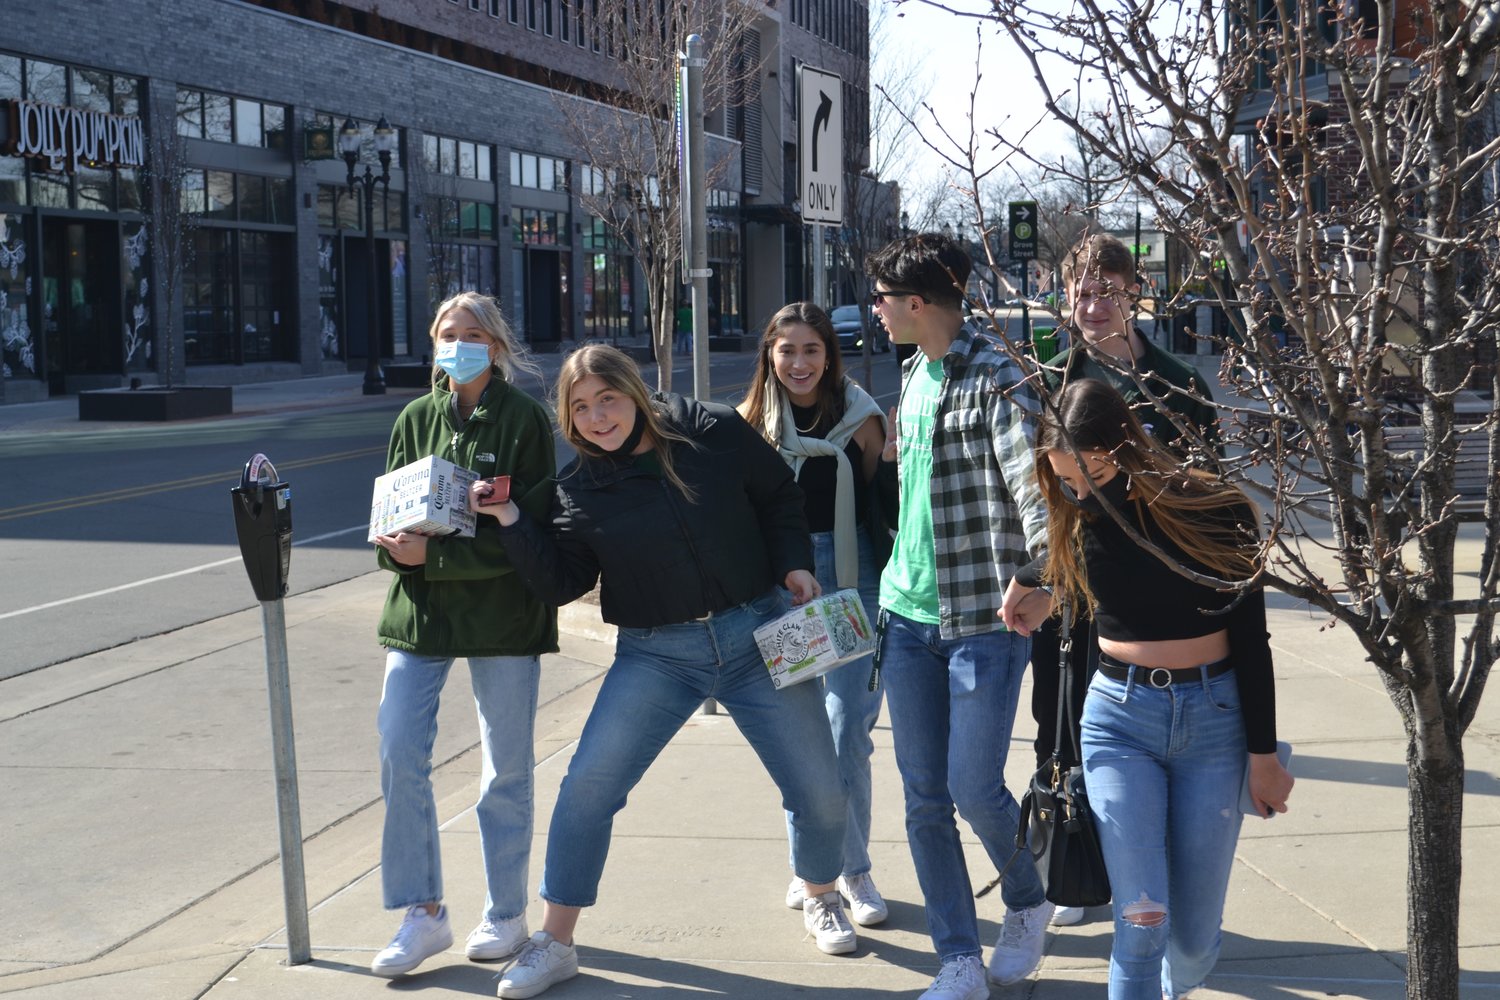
top-left (231, 454), bottom-right (292, 601)
top-left (228, 452), bottom-right (310, 965)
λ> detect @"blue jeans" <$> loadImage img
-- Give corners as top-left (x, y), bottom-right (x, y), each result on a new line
top-left (783, 530), bottom-right (884, 877)
top-left (378, 650), bottom-right (541, 922)
top-left (1081, 663), bottom-right (1247, 1000)
top-left (540, 592), bottom-right (847, 906)
top-left (878, 612), bottom-right (1045, 960)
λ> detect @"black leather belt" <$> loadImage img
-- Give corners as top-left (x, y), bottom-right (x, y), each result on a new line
top-left (1097, 652), bottom-right (1233, 689)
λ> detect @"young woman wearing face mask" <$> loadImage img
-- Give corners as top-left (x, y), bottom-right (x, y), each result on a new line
top-left (737, 302), bottom-right (896, 927)
top-left (470, 344), bottom-right (855, 999)
top-left (1007, 378), bottom-right (1293, 1000)
top-left (368, 292), bottom-right (557, 978)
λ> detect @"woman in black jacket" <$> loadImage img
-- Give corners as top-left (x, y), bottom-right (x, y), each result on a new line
top-left (472, 345), bottom-right (855, 999)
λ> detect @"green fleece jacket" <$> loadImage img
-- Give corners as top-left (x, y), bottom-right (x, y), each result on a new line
top-left (376, 371), bottom-right (559, 657)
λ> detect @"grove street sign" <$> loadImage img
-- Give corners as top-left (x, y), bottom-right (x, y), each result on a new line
top-left (1008, 201), bottom-right (1038, 261)
top-left (799, 66), bottom-right (843, 224)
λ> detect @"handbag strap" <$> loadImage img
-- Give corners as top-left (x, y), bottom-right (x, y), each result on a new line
top-left (1053, 594), bottom-right (1084, 766)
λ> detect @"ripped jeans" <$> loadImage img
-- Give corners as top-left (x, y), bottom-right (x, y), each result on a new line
top-left (1080, 664), bottom-right (1247, 1000)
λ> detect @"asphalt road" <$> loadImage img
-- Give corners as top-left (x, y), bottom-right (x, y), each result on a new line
top-left (0, 347), bottom-right (904, 682)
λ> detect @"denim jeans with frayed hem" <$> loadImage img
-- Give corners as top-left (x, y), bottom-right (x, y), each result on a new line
top-left (783, 529), bottom-right (884, 877)
top-left (1081, 665), bottom-right (1246, 1000)
top-left (879, 612), bottom-right (1045, 961)
top-left (540, 591), bottom-right (847, 906)
top-left (378, 651), bottom-right (541, 922)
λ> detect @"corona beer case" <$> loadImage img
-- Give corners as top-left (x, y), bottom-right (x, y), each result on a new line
top-left (368, 455), bottom-right (478, 542)
top-left (753, 588), bottom-right (875, 689)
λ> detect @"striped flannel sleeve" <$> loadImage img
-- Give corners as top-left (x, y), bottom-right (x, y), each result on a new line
top-left (989, 360), bottom-right (1048, 560)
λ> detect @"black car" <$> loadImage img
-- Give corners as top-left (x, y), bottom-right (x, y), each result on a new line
top-left (830, 304), bottom-right (890, 353)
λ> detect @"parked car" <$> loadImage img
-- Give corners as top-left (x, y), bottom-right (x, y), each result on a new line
top-left (830, 303), bottom-right (890, 353)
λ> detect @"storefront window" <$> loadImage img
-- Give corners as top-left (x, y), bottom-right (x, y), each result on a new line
top-left (122, 222), bottom-right (150, 371)
top-left (0, 212), bottom-right (35, 379)
top-left (25, 59), bottom-right (65, 104)
top-left (76, 165), bottom-right (113, 212)
top-left (32, 175), bottom-right (69, 209)
top-left (318, 235), bottom-right (340, 359)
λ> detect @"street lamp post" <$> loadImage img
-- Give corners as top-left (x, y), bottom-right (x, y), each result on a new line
top-left (339, 114), bottom-right (396, 395)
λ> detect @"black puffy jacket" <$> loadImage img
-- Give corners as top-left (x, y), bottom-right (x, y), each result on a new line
top-left (497, 394), bottom-right (813, 628)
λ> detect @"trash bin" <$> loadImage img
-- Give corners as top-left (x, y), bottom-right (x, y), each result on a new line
top-left (1032, 324), bottom-right (1060, 364)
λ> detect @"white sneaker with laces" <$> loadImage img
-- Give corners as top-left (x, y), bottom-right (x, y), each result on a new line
top-left (496, 931), bottom-right (579, 999)
top-left (785, 874), bottom-right (805, 910)
top-left (1050, 904), bottom-right (1085, 926)
top-left (920, 955), bottom-right (989, 1000)
top-left (838, 871), bottom-right (889, 926)
top-left (465, 913), bottom-right (529, 960)
top-left (370, 904), bottom-right (453, 977)
top-left (803, 891), bottom-right (857, 954)
top-left (987, 900), bottom-right (1054, 985)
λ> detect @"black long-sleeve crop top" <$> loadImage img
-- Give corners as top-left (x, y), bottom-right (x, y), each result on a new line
top-left (1019, 499), bottom-right (1278, 753)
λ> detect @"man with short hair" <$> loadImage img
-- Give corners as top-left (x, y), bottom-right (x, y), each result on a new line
top-left (865, 232), bottom-right (1053, 1000)
top-left (1006, 231), bottom-right (1222, 927)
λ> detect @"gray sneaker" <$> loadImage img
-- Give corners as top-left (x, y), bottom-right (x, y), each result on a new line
top-left (987, 900), bottom-right (1054, 985)
top-left (920, 955), bottom-right (988, 1000)
top-left (370, 905), bottom-right (453, 977)
top-left (497, 931), bottom-right (579, 999)
top-left (785, 875), bottom-right (805, 909)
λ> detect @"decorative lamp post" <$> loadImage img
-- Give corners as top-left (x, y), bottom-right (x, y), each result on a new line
top-left (339, 114), bottom-right (396, 395)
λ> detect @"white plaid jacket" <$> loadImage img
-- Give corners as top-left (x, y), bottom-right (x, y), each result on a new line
top-left (895, 323), bottom-right (1048, 638)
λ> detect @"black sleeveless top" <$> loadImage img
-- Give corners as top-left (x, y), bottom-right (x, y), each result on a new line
top-left (789, 401), bottom-right (869, 533)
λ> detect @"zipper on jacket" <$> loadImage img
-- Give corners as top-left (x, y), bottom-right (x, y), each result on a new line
top-left (659, 478), bottom-right (717, 609)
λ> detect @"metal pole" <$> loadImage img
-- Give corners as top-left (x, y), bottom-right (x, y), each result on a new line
top-left (684, 34), bottom-right (711, 402)
top-left (812, 224), bottom-right (826, 307)
top-left (260, 598), bottom-right (311, 965)
top-left (362, 172), bottom-right (386, 395)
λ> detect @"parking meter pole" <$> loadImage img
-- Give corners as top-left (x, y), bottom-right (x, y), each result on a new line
top-left (261, 598), bottom-right (311, 965)
top-left (230, 454), bottom-right (311, 966)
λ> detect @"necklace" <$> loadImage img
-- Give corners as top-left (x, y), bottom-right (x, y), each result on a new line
top-left (790, 404), bottom-right (821, 435)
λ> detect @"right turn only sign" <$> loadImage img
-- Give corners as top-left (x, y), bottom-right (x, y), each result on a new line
top-left (1009, 201), bottom-right (1038, 260)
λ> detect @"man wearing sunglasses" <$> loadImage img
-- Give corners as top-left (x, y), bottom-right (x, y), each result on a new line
top-left (864, 233), bottom-right (1053, 1000)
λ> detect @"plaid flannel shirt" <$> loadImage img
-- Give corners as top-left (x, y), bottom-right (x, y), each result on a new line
top-left (896, 322), bottom-right (1048, 638)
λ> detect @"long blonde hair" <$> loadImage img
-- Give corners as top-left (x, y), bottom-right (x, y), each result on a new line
top-left (428, 292), bottom-right (541, 385)
top-left (1037, 379), bottom-right (1258, 615)
top-left (557, 344), bottom-right (698, 500)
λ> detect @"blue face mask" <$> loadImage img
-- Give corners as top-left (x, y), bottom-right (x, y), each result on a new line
top-left (434, 340), bottom-right (492, 384)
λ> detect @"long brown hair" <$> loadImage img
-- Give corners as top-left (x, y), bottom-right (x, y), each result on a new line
top-left (1037, 379), bottom-right (1258, 614)
top-left (556, 344), bottom-right (697, 500)
top-left (738, 302), bottom-right (845, 438)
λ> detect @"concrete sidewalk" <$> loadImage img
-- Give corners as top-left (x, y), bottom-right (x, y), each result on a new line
top-left (3, 571), bottom-right (1497, 999)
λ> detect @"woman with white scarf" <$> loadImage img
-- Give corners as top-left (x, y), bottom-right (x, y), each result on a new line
top-left (740, 301), bottom-right (897, 928)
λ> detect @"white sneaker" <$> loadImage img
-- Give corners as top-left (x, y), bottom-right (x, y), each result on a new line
top-left (838, 872), bottom-right (889, 926)
top-left (920, 955), bottom-right (989, 1000)
top-left (987, 900), bottom-right (1054, 985)
top-left (370, 905), bottom-right (453, 977)
top-left (466, 913), bottom-right (529, 960)
top-left (1050, 904), bottom-right (1085, 926)
top-left (785, 874), bottom-right (805, 910)
top-left (496, 931), bottom-right (579, 999)
top-left (803, 891), bottom-right (857, 955)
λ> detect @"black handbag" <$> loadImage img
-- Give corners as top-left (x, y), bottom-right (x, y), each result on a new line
top-left (1015, 596), bottom-right (1112, 907)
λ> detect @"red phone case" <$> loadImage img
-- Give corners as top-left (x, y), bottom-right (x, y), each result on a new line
top-left (476, 475), bottom-right (512, 505)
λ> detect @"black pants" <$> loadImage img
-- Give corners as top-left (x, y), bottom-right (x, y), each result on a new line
top-left (1029, 611), bottom-right (1099, 769)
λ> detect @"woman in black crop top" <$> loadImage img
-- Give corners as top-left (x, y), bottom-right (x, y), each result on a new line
top-left (1014, 379), bottom-right (1293, 1000)
top-left (739, 302), bottom-right (895, 927)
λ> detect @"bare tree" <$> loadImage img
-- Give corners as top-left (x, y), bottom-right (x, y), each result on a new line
top-left (142, 120), bottom-right (196, 388)
top-left (554, 0), bottom-right (763, 391)
top-left (905, 1), bottom-right (1498, 995)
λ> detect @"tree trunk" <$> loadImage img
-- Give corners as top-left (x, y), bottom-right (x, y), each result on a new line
top-left (1406, 744), bottom-right (1465, 999)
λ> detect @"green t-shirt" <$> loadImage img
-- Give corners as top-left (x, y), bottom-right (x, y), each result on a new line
top-left (880, 357), bottom-right (944, 623)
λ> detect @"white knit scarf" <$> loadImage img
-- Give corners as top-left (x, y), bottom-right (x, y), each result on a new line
top-left (761, 375), bottom-right (884, 588)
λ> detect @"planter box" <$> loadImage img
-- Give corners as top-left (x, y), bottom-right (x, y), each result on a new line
top-left (78, 386), bottom-right (234, 422)
top-left (382, 363), bottom-right (432, 388)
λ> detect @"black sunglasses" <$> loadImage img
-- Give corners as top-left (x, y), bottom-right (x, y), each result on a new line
top-left (870, 288), bottom-right (920, 304)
